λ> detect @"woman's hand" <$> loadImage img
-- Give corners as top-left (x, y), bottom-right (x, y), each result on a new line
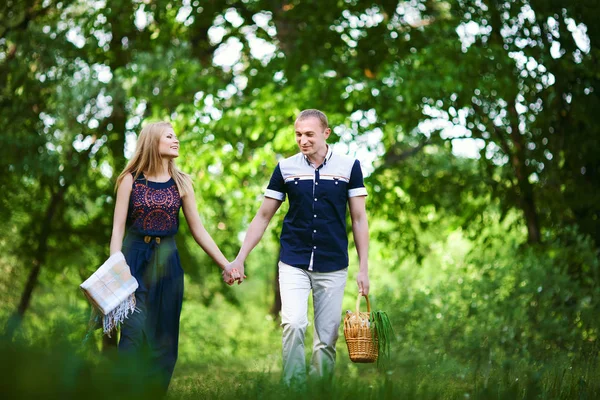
top-left (223, 260), bottom-right (246, 285)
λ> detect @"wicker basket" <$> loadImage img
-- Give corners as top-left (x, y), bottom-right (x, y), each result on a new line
top-left (343, 294), bottom-right (378, 363)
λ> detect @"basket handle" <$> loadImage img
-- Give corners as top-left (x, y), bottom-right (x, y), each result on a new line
top-left (355, 293), bottom-right (371, 315)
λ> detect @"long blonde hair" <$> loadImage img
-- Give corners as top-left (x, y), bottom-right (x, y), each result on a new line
top-left (115, 122), bottom-right (193, 197)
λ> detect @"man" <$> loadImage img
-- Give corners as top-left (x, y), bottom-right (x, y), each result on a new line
top-left (225, 109), bottom-right (370, 385)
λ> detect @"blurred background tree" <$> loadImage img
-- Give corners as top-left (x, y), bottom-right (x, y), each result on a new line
top-left (0, 0), bottom-right (598, 385)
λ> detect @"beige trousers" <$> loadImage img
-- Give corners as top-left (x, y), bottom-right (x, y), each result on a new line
top-left (278, 261), bottom-right (348, 386)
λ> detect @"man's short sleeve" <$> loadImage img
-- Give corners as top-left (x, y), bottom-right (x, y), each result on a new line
top-left (348, 159), bottom-right (368, 198)
top-left (265, 163), bottom-right (286, 201)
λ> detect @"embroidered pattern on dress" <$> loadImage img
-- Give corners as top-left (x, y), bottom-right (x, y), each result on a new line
top-left (128, 180), bottom-right (181, 235)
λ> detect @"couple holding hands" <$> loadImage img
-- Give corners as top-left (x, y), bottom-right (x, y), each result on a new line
top-left (109, 109), bottom-right (370, 392)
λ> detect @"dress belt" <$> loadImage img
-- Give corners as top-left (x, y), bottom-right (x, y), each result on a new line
top-left (143, 235), bottom-right (161, 244)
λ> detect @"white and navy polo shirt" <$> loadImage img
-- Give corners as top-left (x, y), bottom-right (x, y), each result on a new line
top-left (265, 146), bottom-right (367, 272)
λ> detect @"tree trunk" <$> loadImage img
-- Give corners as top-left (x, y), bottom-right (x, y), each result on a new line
top-left (486, 0), bottom-right (542, 244)
top-left (507, 103), bottom-right (541, 243)
top-left (5, 185), bottom-right (67, 338)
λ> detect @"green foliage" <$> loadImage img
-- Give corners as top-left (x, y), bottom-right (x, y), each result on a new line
top-left (382, 218), bottom-right (600, 367)
top-left (0, 0), bottom-right (599, 396)
top-left (1, 335), bottom-right (600, 399)
top-left (370, 310), bottom-right (394, 368)
top-left (1, 338), bottom-right (166, 400)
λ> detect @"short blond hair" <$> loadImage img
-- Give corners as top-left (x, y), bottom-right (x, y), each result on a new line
top-left (296, 109), bottom-right (328, 130)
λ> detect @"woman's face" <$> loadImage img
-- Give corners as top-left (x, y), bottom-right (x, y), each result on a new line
top-left (158, 128), bottom-right (180, 159)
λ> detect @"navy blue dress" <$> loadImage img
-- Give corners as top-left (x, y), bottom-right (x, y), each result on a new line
top-left (119, 174), bottom-right (184, 391)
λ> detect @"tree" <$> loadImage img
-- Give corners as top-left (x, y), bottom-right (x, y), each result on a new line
top-left (1, 0), bottom-right (598, 340)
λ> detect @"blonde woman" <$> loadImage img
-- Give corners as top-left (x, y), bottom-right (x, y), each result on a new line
top-left (109, 122), bottom-right (229, 392)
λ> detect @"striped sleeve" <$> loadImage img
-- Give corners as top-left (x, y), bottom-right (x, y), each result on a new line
top-left (265, 163), bottom-right (286, 201)
top-left (348, 159), bottom-right (367, 197)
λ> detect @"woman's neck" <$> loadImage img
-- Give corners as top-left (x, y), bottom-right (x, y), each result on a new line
top-left (145, 160), bottom-right (171, 181)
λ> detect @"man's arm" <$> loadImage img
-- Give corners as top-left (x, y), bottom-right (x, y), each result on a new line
top-left (349, 195), bottom-right (370, 295)
top-left (225, 197), bottom-right (282, 284)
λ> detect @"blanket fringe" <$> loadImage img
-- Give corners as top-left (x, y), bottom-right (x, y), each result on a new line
top-left (103, 294), bottom-right (136, 336)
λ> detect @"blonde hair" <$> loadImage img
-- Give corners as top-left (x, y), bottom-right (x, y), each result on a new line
top-left (296, 109), bottom-right (329, 130)
top-left (115, 122), bottom-right (193, 197)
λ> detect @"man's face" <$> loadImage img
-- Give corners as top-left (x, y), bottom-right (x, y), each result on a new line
top-left (294, 116), bottom-right (330, 158)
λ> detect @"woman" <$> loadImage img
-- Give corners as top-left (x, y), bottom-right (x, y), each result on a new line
top-left (109, 121), bottom-right (229, 391)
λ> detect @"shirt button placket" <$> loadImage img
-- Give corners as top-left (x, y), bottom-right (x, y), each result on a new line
top-left (312, 169), bottom-right (320, 263)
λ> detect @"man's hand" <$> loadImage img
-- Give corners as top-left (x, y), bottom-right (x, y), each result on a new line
top-left (223, 259), bottom-right (246, 285)
top-left (357, 269), bottom-right (370, 296)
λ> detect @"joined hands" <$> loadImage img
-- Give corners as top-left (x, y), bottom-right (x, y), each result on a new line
top-left (222, 259), bottom-right (246, 286)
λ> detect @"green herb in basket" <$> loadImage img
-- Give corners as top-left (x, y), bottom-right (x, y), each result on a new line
top-left (370, 310), bottom-right (394, 367)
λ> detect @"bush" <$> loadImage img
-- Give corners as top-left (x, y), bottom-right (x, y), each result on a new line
top-left (381, 226), bottom-right (599, 369)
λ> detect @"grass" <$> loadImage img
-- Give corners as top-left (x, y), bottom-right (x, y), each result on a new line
top-left (2, 309), bottom-right (599, 400)
top-left (168, 358), bottom-right (600, 399)
top-left (2, 335), bottom-right (597, 400)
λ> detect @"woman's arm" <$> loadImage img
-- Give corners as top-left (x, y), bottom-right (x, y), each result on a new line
top-left (181, 187), bottom-right (229, 270)
top-left (109, 174), bottom-right (134, 255)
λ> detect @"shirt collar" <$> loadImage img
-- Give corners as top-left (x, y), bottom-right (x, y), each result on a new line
top-left (304, 145), bottom-right (333, 167)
